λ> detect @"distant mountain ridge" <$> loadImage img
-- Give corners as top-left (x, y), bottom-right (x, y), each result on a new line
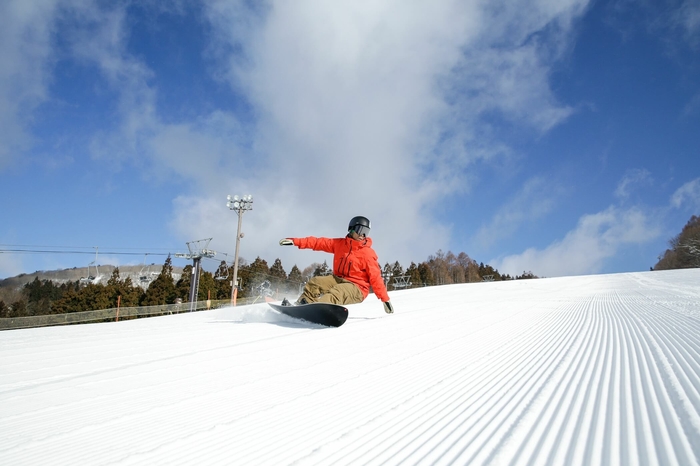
top-left (0, 264), bottom-right (185, 291)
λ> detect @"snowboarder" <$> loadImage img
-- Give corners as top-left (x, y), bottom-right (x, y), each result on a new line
top-left (279, 216), bottom-right (394, 314)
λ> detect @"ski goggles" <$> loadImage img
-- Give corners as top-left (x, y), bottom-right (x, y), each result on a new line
top-left (350, 224), bottom-right (370, 237)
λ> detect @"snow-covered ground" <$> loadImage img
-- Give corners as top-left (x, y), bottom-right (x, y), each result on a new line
top-left (2, 269), bottom-right (700, 465)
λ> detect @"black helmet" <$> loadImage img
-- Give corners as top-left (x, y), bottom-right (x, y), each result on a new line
top-left (348, 216), bottom-right (371, 236)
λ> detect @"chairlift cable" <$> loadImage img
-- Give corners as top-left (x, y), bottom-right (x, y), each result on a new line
top-left (0, 248), bottom-right (172, 255)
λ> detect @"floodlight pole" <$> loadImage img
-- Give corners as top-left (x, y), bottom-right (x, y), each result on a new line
top-left (232, 211), bottom-right (243, 303)
top-left (227, 194), bottom-right (253, 305)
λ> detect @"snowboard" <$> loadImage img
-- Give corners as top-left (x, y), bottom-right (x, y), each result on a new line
top-left (268, 302), bottom-right (349, 327)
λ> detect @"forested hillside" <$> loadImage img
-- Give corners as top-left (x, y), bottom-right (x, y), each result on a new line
top-left (0, 251), bottom-right (534, 318)
top-left (654, 215), bottom-right (700, 270)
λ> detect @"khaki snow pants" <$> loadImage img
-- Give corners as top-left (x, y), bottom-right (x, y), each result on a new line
top-left (299, 275), bottom-right (364, 305)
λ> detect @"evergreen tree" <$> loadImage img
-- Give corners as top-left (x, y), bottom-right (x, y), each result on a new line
top-left (478, 262), bottom-right (502, 281)
top-left (51, 282), bottom-right (111, 313)
top-left (213, 261), bottom-right (232, 300)
top-left (269, 258), bottom-right (288, 290)
top-left (173, 265), bottom-right (216, 302)
top-left (106, 268), bottom-right (143, 308)
top-left (51, 287), bottom-right (75, 314)
top-left (248, 257), bottom-right (271, 288)
top-left (198, 270), bottom-right (216, 301)
top-left (10, 300), bottom-right (27, 317)
top-left (287, 265), bottom-right (304, 294)
top-left (235, 260), bottom-right (252, 298)
top-left (23, 277), bottom-right (69, 315)
top-left (106, 268), bottom-right (121, 288)
top-left (391, 261), bottom-right (404, 278)
top-left (122, 277), bottom-right (143, 307)
top-left (215, 277), bottom-right (232, 300)
top-left (314, 261), bottom-right (331, 276)
top-left (50, 289), bottom-right (79, 314)
top-left (80, 283), bottom-right (112, 310)
top-left (25, 277), bottom-right (64, 303)
top-left (142, 256), bottom-right (177, 305)
top-left (417, 262), bottom-right (435, 286)
top-left (288, 265), bottom-right (303, 286)
top-left (175, 265), bottom-right (193, 301)
top-left (406, 262), bottom-right (421, 288)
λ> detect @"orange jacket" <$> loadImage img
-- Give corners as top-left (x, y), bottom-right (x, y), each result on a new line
top-left (292, 236), bottom-right (390, 302)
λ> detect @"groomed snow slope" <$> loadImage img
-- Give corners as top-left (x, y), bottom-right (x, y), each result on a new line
top-left (2, 269), bottom-right (700, 465)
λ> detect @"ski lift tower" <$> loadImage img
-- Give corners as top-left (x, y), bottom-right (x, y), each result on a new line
top-left (174, 238), bottom-right (216, 311)
top-left (226, 194), bottom-right (253, 304)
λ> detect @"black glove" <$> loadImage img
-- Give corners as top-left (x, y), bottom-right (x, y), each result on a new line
top-left (279, 239), bottom-right (293, 246)
top-left (383, 301), bottom-right (394, 314)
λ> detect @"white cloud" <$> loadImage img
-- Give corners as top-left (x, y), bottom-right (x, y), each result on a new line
top-left (1, 0), bottom-right (592, 268)
top-left (671, 177), bottom-right (700, 210)
top-left (491, 174), bottom-right (700, 277)
top-left (52, 2), bottom-right (251, 192)
top-left (185, 0), bottom-right (590, 265)
top-left (492, 206), bottom-right (661, 277)
top-left (0, 0), bottom-right (61, 169)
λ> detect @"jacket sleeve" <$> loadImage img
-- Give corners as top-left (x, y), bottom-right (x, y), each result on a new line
top-left (292, 236), bottom-right (336, 254)
top-left (367, 252), bottom-right (390, 302)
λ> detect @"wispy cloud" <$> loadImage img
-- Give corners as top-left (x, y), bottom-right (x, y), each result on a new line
top-left (614, 168), bottom-right (652, 200)
top-left (674, 0), bottom-right (700, 45)
top-left (492, 205), bottom-right (661, 277)
top-left (491, 172), bottom-right (700, 277)
top-left (474, 177), bottom-right (566, 250)
top-left (671, 177), bottom-right (700, 210)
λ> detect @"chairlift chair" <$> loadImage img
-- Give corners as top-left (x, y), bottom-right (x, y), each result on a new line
top-left (139, 255), bottom-right (157, 284)
top-left (215, 262), bottom-right (230, 281)
top-left (80, 257), bottom-right (98, 284)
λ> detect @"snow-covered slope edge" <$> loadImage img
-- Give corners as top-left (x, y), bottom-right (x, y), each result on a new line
top-left (1, 269), bottom-right (700, 465)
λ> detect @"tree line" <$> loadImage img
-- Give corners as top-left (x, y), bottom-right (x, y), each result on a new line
top-left (5, 214), bottom-right (697, 319)
top-left (0, 250), bottom-right (537, 318)
top-left (653, 215), bottom-right (700, 270)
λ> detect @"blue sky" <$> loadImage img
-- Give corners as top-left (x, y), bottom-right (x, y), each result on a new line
top-left (1, 0), bottom-right (699, 279)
